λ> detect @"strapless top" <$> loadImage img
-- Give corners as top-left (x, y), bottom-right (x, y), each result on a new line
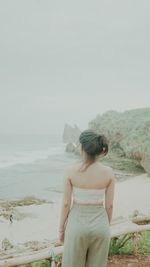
top-left (72, 186), bottom-right (105, 205)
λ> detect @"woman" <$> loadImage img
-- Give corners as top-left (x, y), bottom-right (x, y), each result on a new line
top-left (59, 129), bottom-right (115, 267)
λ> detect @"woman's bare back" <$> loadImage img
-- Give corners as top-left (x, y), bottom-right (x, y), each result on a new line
top-left (68, 161), bottom-right (112, 190)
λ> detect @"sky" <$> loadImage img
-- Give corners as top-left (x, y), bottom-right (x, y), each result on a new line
top-left (0, 0), bottom-right (150, 134)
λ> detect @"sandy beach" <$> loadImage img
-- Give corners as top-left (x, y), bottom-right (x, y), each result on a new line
top-left (0, 173), bottom-right (150, 250)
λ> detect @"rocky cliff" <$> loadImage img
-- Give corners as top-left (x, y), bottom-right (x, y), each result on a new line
top-left (88, 108), bottom-right (150, 175)
top-left (63, 108), bottom-right (150, 175)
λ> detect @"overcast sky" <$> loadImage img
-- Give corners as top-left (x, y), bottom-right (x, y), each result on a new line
top-left (0, 0), bottom-right (150, 134)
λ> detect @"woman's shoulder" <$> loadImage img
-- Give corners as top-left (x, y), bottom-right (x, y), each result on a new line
top-left (97, 163), bottom-right (115, 181)
top-left (65, 161), bottom-right (113, 170)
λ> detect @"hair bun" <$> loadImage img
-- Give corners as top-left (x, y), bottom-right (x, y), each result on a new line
top-left (97, 134), bottom-right (108, 154)
top-left (79, 129), bottom-right (108, 159)
top-left (97, 134), bottom-right (105, 145)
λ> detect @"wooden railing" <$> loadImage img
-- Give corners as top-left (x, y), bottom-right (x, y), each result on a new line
top-left (0, 217), bottom-right (150, 267)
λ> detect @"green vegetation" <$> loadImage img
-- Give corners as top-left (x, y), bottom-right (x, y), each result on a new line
top-left (19, 259), bottom-right (51, 267)
top-left (101, 152), bottom-right (144, 174)
top-left (88, 108), bottom-right (150, 175)
top-left (19, 231), bottom-right (150, 267)
top-left (109, 231), bottom-right (150, 256)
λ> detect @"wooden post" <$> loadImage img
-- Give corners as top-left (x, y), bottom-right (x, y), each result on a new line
top-left (132, 232), bottom-right (141, 255)
top-left (50, 248), bottom-right (57, 267)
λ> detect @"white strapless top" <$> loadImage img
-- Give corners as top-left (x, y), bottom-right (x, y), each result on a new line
top-left (72, 186), bottom-right (105, 205)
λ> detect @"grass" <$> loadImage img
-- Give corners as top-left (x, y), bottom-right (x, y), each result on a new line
top-left (109, 231), bottom-right (150, 256)
top-left (19, 260), bottom-right (51, 267)
top-left (18, 231), bottom-right (150, 267)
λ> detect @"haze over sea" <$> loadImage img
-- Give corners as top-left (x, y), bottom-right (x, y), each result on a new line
top-left (0, 133), bottom-right (76, 202)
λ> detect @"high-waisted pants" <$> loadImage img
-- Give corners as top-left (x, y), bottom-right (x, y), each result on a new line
top-left (61, 202), bottom-right (111, 267)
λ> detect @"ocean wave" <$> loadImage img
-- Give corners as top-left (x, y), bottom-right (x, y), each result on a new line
top-left (0, 143), bottom-right (66, 169)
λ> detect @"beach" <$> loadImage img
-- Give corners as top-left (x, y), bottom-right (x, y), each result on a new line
top-left (0, 134), bottom-right (150, 251)
top-left (0, 172), bottom-right (150, 250)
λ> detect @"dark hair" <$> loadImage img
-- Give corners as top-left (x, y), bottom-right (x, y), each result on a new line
top-left (78, 129), bottom-right (108, 172)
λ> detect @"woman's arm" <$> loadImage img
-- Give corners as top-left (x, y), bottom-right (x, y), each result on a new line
top-left (105, 168), bottom-right (116, 225)
top-left (59, 167), bottom-right (73, 233)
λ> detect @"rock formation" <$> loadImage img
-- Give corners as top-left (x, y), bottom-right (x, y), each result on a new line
top-left (65, 142), bottom-right (76, 153)
top-left (63, 123), bottom-right (81, 144)
top-left (88, 108), bottom-right (150, 175)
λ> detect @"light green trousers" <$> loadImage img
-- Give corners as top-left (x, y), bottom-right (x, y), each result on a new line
top-left (62, 202), bottom-right (111, 267)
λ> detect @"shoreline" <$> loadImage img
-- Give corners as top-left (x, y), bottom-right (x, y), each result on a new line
top-left (0, 173), bottom-right (150, 250)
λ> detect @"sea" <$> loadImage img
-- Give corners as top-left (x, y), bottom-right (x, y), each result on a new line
top-left (0, 133), bottom-right (78, 203)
